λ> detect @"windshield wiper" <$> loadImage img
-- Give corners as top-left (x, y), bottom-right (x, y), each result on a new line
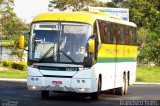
top-left (60, 50), bottom-right (77, 64)
top-left (39, 46), bottom-right (54, 62)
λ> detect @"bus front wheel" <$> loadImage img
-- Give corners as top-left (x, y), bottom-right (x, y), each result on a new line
top-left (41, 90), bottom-right (49, 99)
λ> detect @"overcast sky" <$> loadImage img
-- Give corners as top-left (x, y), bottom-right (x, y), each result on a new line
top-left (14, 0), bottom-right (111, 23)
top-left (14, 0), bottom-right (50, 23)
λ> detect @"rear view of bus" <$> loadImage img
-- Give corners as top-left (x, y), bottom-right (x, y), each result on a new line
top-left (27, 11), bottom-right (138, 100)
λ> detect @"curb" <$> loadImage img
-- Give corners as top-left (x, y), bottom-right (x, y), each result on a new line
top-left (0, 78), bottom-right (27, 82)
top-left (134, 82), bottom-right (160, 85)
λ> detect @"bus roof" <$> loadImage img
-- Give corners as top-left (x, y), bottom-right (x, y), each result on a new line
top-left (32, 11), bottom-right (137, 27)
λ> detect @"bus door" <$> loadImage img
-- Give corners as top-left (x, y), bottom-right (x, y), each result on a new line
top-left (97, 21), bottom-right (116, 90)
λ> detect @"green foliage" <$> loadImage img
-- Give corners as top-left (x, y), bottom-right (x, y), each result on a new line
top-left (137, 30), bottom-right (160, 64)
top-left (137, 27), bottom-right (150, 45)
top-left (2, 60), bottom-right (27, 71)
top-left (0, 0), bottom-right (29, 37)
top-left (146, 32), bottom-right (160, 64)
top-left (1, 40), bottom-right (14, 47)
top-left (110, 0), bottom-right (160, 31)
top-left (129, 0), bottom-right (160, 30)
top-left (105, 2), bottom-right (117, 7)
top-left (12, 62), bottom-right (27, 70)
top-left (48, 0), bottom-right (102, 11)
top-left (10, 35), bottom-right (28, 61)
top-left (0, 15), bottom-right (29, 36)
top-left (0, 0), bottom-right (14, 15)
top-left (110, 0), bottom-right (160, 65)
top-left (10, 49), bottom-right (24, 61)
top-left (2, 60), bottom-right (14, 67)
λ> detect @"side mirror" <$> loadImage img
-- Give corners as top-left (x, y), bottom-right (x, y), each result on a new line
top-left (89, 34), bottom-right (96, 39)
top-left (19, 35), bottom-right (25, 49)
top-left (88, 34), bottom-right (96, 53)
top-left (88, 39), bottom-right (95, 53)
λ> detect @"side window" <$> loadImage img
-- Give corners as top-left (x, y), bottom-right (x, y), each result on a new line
top-left (124, 26), bottom-right (130, 45)
top-left (109, 23), bottom-right (116, 44)
top-left (129, 27), bottom-right (133, 45)
top-left (116, 24), bottom-right (121, 44)
top-left (104, 21), bottom-right (109, 43)
top-left (120, 25), bottom-right (125, 44)
top-left (98, 20), bottom-right (105, 43)
top-left (107, 22), bottom-right (111, 44)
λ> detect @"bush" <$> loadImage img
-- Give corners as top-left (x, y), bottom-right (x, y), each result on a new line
top-left (2, 60), bottom-right (27, 71)
top-left (12, 62), bottom-right (27, 71)
top-left (2, 60), bottom-right (14, 67)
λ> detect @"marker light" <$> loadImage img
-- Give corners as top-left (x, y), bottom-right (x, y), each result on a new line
top-left (79, 88), bottom-right (86, 92)
top-left (78, 68), bottom-right (84, 71)
top-left (31, 86), bottom-right (37, 90)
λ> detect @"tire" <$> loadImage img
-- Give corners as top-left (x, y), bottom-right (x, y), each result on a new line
top-left (91, 78), bottom-right (101, 100)
top-left (115, 74), bottom-right (128, 95)
top-left (124, 75), bottom-right (128, 95)
top-left (41, 90), bottom-right (49, 99)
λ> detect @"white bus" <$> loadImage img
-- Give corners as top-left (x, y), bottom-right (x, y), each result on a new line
top-left (23, 11), bottom-right (137, 100)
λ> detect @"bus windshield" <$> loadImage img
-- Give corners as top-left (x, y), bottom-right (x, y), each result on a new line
top-left (29, 22), bottom-right (91, 64)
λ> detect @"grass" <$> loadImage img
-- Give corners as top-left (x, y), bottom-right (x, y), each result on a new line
top-left (136, 66), bottom-right (160, 82)
top-left (0, 68), bottom-right (27, 79)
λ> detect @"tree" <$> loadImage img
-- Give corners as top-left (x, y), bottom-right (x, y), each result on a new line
top-left (0, 0), bottom-right (15, 36)
top-left (10, 34), bottom-right (28, 61)
top-left (0, 0), bottom-right (29, 61)
top-left (0, 0), bottom-right (14, 15)
top-left (138, 30), bottom-right (160, 64)
top-left (0, 15), bottom-right (29, 36)
top-left (0, 0), bottom-right (29, 36)
top-left (110, 0), bottom-right (160, 64)
top-left (129, 0), bottom-right (160, 30)
top-left (48, 0), bottom-right (101, 11)
top-left (110, 0), bottom-right (160, 30)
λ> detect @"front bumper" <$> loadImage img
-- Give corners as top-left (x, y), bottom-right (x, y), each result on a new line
top-left (27, 76), bottom-right (96, 93)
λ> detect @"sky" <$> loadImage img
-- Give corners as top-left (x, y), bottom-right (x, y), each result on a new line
top-left (14, 0), bottom-right (111, 23)
top-left (14, 0), bottom-right (50, 23)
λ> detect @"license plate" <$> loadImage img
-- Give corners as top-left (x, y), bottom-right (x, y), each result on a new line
top-left (52, 81), bottom-right (62, 85)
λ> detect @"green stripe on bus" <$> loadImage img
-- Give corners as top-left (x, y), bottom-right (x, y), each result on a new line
top-left (97, 57), bottom-right (137, 63)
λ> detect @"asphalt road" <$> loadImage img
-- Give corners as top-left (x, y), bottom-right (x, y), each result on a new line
top-left (0, 81), bottom-right (160, 106)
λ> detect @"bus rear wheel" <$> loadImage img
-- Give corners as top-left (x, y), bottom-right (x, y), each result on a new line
top-left (115, 74), bottom-right (128, 95)
top-left (91, 78), bottom-right (101, 100)
top-left (41, 90), bottom-right (49, 99)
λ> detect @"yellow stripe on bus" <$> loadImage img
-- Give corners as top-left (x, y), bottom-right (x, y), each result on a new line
top-left (98, 44), bottom-right (138, 58)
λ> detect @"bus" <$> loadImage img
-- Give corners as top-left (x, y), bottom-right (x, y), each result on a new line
top-left (23, 11), bottom-right (137, 100)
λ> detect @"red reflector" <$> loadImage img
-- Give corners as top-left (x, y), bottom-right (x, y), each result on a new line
top-left (52, 81), bottom-right (62, 85)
